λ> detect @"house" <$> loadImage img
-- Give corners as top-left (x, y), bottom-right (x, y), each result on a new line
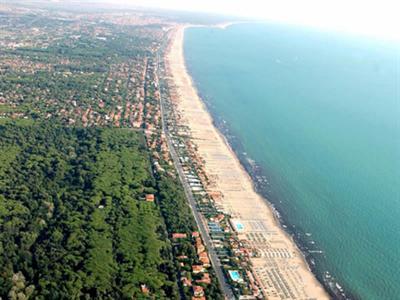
top-left (193, 285), bottom-right (204, 297)
top-left (196, 273), bottom-right (211, 285)
top-left (140, 284), bottom-right (149, 294)
top-left (215, 214), bottom-right (225, 222)
top-left (181, 277), bottom-right (192, 287)
top-left (195, 237), bottom-right (205, 254)
top-left (172, 233), bottom-right (187, 239)
top-left (198, 252), bottom-right (210, 266)
top-left (192, 265), bottom-right (205, 274)
top-left (192, 231), bottom-right (200, 238)
top-left (145, 194), bottom-right (155, 202)
top-left (196, 245), bottom-right (205, 254)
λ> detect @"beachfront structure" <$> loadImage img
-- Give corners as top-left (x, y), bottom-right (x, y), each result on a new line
top-left (230, 218), bottom-right (245, 232)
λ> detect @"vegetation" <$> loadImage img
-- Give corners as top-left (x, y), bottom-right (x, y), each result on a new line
top-left (0, 4), bottom-right (224, 299)
top-left (0, 8), bottom-right (165, 127)
top-left (156, 174), bottom-right (224, 300)
top-left (0, 122), bottom-right (178, 299)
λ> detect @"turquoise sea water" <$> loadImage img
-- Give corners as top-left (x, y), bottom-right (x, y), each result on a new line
top-left (184, 24), bottom-right (400, 299)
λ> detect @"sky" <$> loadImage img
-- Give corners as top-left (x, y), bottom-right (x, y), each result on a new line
top-left (95, 0), bottom-right (400, 40)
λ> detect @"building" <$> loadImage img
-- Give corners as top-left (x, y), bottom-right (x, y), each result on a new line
top-left (198, 252), bottom-right (210, 266)
top-left (193, 285), bottom-right (205, 297)
top-left (181, 277), bottom-right (192, 287)
top-left (215, 213), bottom-right (225, 222)
top-left (145, 194), bottom-right (155, 202)
top-left (172, 233), bottom-right (187, 239)
top-left (192, 265), bottom-right (205, 274)
top-left (195, 237), bottom-right (205, 254)
top-left (196, 273), bottom-right (211, 285)
top-left (140, 284), bottom-right (149, 294)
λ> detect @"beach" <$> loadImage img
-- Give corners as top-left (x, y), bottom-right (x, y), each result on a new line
top-left (166, 25), bottom-right (329, 299)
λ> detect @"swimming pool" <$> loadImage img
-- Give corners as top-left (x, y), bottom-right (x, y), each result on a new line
top-left (235, 223), bottom-right (244, 230)
top-left (228, 270), bottom-right (243, 282)
top-left (230, 219), bottom-right (245, 232)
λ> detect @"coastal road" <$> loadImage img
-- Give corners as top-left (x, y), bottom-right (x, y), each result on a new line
top-left (156, 50), bottom-right (236, 300)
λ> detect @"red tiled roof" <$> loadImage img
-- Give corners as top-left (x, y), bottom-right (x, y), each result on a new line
top-left (192, 265), bottom-right (204, 273)
top-left (181, 277), bottom-right (192, 287)
top-left (199, 256), bottom-right (210, 265)
top-left (172, 233), bottom-right (187, 239)
top-left (193, 285), bottom-right (204, 297)
top-left (140, 284), bottom-right (149, 294)
top-left (145, 194), bottom-right (155, 201)
top-left (196, 273), bottom-right (211, 285)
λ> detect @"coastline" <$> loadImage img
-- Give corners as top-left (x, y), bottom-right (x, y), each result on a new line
top-left (166, 25), bottom-right (329, 299)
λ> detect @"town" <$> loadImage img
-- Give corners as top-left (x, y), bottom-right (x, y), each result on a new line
top-left (0, 2), bottom-right (263, 299)
top-left (0, 2), bottom-right (327, 299)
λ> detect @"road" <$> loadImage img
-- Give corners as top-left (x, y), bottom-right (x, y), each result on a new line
top-left (156, 51), bottom-right (236, 300)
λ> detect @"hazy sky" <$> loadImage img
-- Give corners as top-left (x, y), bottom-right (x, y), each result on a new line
top-left (97, 0), bottom-right (400, 40)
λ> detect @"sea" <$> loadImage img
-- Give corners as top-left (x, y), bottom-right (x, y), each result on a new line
top-left (184, 23), bottom-right (400, 299)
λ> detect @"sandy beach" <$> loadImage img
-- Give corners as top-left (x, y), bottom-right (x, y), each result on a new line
top-left (166, 25), bottom-right (329, 299)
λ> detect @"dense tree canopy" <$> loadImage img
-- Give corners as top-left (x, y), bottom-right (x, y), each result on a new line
top-left (0, 122), bottom-right (179, 299)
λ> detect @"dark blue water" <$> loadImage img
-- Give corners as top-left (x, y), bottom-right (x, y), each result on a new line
top-left (184, 23), bottom-right (400, 299)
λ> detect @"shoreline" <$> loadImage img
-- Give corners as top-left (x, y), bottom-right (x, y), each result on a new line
top-left (166, 25), bottom-right (329, 299)
top-left (205, 100), bottom-right (352, 300)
